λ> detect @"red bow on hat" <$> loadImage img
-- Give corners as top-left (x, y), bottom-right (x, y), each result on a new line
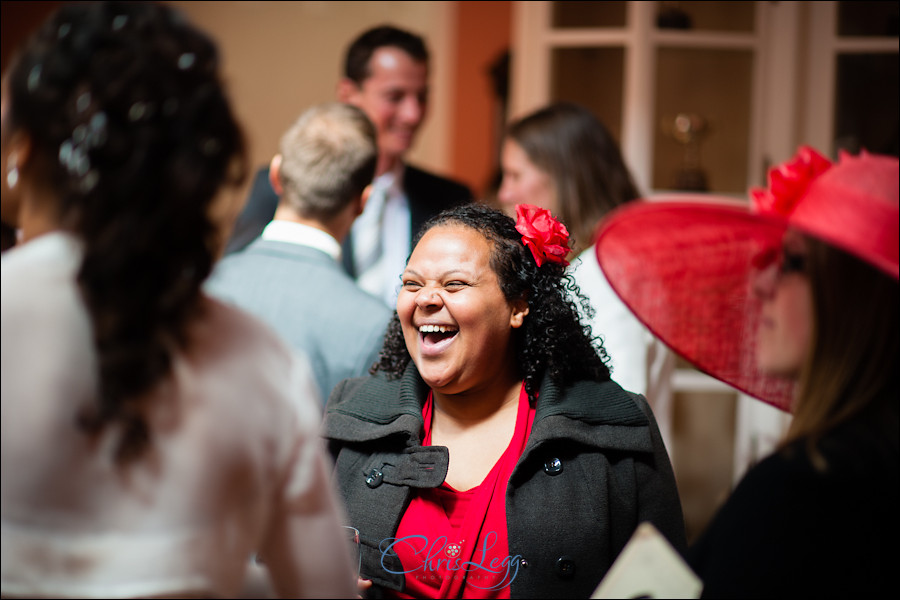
top-left (750, 146), bottom-right (832, 218)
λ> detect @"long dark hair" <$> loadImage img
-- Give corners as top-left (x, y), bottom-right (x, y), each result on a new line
top-left (373, 203), bottom-right (610, 403)
top-left (5, 1), bottom-right (247, 462)
top-left (785, 236), bottom-right (899, 468)
top-left (507, 102), bottom-right (640, 255)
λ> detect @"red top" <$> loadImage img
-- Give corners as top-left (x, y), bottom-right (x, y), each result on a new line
top-left (387, 384), bottom-right (536, 599)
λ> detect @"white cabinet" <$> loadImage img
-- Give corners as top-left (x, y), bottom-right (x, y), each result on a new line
top-left (510, 1), bottom-right (898, 195)
top-left (509, 0), bottom-right (898, 539)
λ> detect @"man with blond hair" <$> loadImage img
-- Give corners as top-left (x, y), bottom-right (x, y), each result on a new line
top-left (224, 25), bottom-right (473, 309)
top-left (208, 102), bottom-right (391, 404)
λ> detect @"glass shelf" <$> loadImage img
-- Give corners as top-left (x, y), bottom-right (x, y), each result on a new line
top-left (653, 47), bottom-right (754, 193)
top-left (552, 1), bottom-right (627, 29)
top-left (838, 1), bottom-right (899, 37)
top-left (550, 47), bottom-right (626, 146)
top-left (655, 1), bottom-right (756, 33)
top-left (834, 53), bottom-right (899, 157)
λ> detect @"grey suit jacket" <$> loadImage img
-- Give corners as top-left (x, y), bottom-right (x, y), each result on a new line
top-left (207, 239), bottom-right (392, 403)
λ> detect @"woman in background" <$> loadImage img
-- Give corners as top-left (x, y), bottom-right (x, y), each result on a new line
top-left (1, 2), bottom-right (353, 597)
top-left (595, 146), bottom-right (898, 597)
top-left (496, 102), bottom-right (675, 448)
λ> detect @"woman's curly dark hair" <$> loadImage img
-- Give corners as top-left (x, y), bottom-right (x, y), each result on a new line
top-left (6, 1), bottom-right (247, 462)
top-left (373, 203), bottom-right (610, 403)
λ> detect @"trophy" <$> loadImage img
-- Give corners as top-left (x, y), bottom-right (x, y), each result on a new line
top-left (656, 2), bottom-right (693, 30)
top-left (663, 113), bottom-right (711, 192)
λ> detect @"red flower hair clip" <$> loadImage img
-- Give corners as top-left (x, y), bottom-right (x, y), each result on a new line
top-left (515, 204), bottom-right (571, 267)
top-left (750, 145), bottom-right (832, 218)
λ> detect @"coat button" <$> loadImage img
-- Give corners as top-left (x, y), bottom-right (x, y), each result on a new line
top-left (555, 556), bottom-right (576, 579)
top-left (365, 468), bottom-right (383, 488)
top-left (543, 457), bottom-right (563, 475)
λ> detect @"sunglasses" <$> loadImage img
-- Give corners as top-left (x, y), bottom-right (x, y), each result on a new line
top-left (778, 250), bottom-right (807, 276)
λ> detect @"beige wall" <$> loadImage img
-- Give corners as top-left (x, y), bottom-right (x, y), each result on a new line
top-left (1, 1), bottom-right (513, 202)
top-left (167, 1), bottom-right (458, 198)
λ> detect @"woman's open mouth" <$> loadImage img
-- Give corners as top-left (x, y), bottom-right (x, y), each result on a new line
top-left (418, 324), bottom-right (459, 355)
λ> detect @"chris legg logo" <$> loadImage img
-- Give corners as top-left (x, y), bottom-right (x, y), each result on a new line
top-left (379, 531), bottom-right (521, 590)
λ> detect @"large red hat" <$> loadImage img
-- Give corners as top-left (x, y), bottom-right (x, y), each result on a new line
top-left (594, 147), bottom-right (899, 412)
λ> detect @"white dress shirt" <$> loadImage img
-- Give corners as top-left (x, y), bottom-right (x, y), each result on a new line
top-left (571, 245), bottom-right (676, 452)
top-left (261, 219), bottom-right (341, 261)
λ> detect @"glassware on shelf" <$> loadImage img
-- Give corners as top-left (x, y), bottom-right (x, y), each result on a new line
top-left (661, 112), bottom-right (711, 192)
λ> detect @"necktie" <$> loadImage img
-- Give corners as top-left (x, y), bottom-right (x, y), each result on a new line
top-left (353, 184), bottom-right (388, 298)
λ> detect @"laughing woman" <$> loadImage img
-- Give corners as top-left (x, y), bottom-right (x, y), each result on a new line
top-left (322, 202), bottom-right (685, 598)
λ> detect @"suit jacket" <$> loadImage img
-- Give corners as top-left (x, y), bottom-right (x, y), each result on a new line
top-left (224, 164), bottom-right (473, 266)
top-left (207, 239), bottom-right (392, 403)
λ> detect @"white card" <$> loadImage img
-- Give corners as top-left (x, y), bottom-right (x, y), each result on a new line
top-left (592, 522), bottom-right (703, 599)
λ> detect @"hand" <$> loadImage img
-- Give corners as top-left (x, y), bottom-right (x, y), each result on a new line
top-left (356, 577), bottom-right (373, 599)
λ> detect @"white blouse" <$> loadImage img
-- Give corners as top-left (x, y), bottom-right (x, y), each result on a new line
top-left (1, 232), bottom-right (354, 598)
top-left (570, 245), bottom-right (676, 452)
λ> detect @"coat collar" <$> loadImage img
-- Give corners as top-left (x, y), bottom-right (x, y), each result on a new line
top-left (322, 365), bottom-right (427, 446)
top-left (534, 371), bottom-right (648, 426)
top-left (245, 237), bottom-right (342, 267)
top-left (323, 363), bottom-right (651, 449)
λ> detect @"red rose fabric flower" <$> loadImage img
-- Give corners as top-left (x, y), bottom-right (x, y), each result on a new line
top-left (750, 145), bottom-right (832, 217)
top-left (515, 204), bottom-right (571, 267)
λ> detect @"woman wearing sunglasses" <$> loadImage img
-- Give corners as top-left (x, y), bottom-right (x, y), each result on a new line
top-left (594, 146), bottom-right (898, 597)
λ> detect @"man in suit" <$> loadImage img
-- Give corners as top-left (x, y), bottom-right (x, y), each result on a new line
top-left (224, 24), bottom-right (473, 308)
top-left (207, 103), bottom-right (392, 405)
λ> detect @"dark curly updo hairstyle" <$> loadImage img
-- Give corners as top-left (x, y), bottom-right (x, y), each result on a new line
top-left (373, 203), bottom-right (611, 403)
top-left (5, 1), bottom-right (247, 462)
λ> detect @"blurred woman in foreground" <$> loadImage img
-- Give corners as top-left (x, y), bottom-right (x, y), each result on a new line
top-left (595, 146), bottom-right (898, 597)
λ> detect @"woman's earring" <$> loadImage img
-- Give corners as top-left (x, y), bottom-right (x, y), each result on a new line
top-left (6, 153), bottom-right (19, 189)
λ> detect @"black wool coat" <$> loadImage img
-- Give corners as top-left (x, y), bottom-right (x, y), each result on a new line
top-left (322, 364), bottom-right (687, 599)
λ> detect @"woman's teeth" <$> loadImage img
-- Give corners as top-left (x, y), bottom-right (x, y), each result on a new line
top-left (419, 324), bottom-right (454, 333)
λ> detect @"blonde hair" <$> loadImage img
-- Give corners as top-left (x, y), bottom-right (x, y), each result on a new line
top-left (278, 102), bottom-right (377, 221)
